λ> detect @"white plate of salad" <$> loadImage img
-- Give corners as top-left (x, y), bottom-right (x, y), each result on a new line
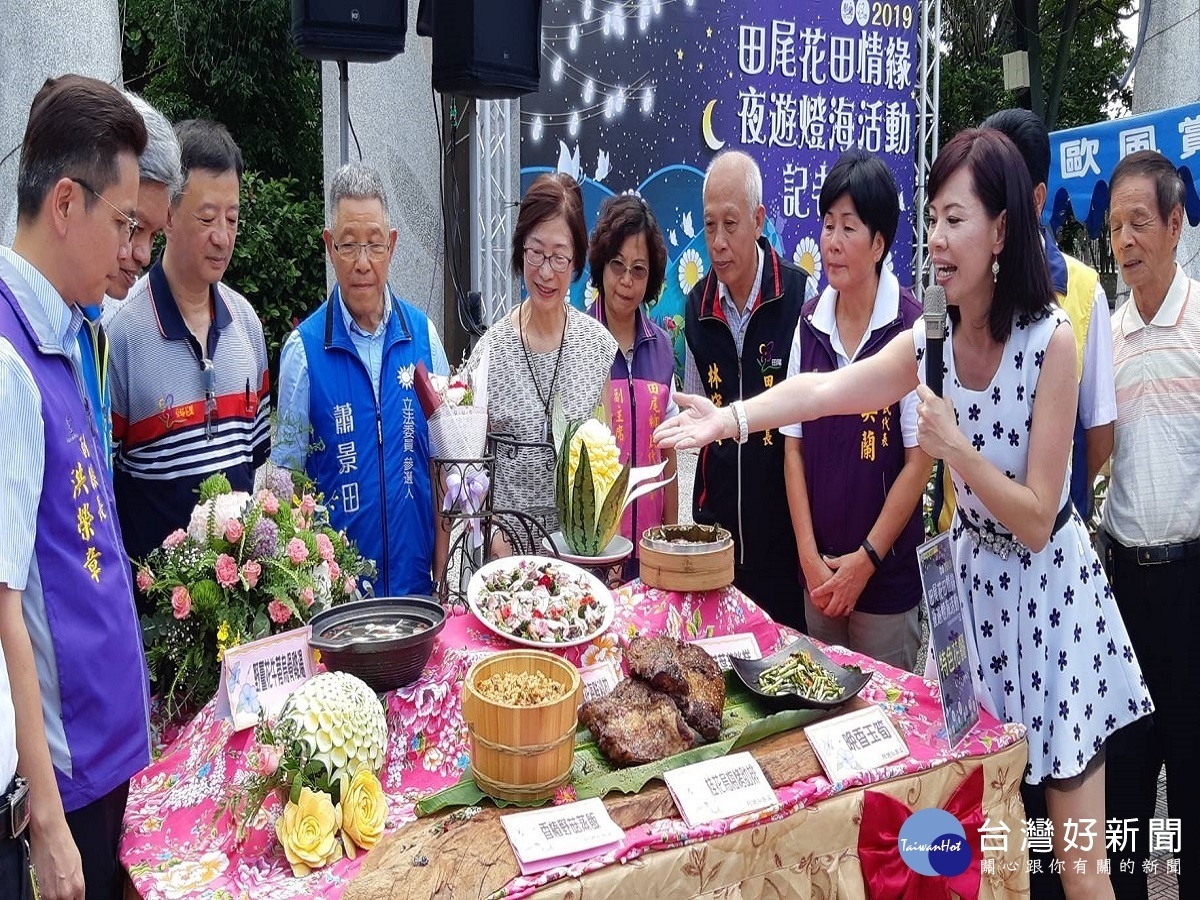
top-left (466, 555), bottom-right (615, 648)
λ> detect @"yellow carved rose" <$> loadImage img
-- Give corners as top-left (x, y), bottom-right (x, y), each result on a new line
top-left (275, 787), bottom-right (343, 877)
top-left (340, 769), bottom-right (387, 858)
top-left (569, 418), bottom-right (622, 498)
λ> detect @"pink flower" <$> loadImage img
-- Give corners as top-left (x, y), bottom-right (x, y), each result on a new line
top-left (300, 587), bottom-right (315, 608)
top-left (267, 600), bottom-right (292, 624)
top-left (258, 490), bottom-right (280, 516)
top-left (171, 586), bottom-right (191, 619)
top-left (291, 509), bottom-right (306, 529)
top-left (286, 538), bottom-right (309, 565)
top-left (255, 745), bottom-right (282, 778)
top-left (224, 519), bottom-right (244, 543)
top-left (241, 560), bottom-right (262, 588)
top-left (136, 569), bottom-right (154, 593)
top-left (316, 533), bottom-right (335, 563)
top-left (299, 494), bottom-right (317, 517)
top-left (343, 576), bottom-right (357, 596)
top-left (328, 560), bottom-right (341, 582)
top-left (215, 554), bottom-right (240, 588)
top-left (162, 529), bottom-right (187, 549)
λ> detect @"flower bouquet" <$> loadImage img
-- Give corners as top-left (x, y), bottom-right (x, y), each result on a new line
top-left (553, 401), bottom-right (672, 557)
top-left (225, 671), bottom-right (389, 875)
top-left (416, 354), bottom-right (489, 461)
top-left (137, 465), bottom-right (373, 718)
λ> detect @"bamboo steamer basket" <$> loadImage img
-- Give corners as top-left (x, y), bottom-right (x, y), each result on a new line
top-left (461, 650), bottom-right (582, 802)
top-left (639, 524), bottom-right (735, 592)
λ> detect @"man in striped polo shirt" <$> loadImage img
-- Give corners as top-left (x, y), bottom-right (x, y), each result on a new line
top-left (108, 121), bottom-right (270, 590)
top-left (1101, 150), bottom-right (1199, 899)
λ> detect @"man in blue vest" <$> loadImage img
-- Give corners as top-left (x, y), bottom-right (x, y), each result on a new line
top-left (0, 74), bottom-right (151, 900)
top-left (274, 163), bottom-right (450, 596)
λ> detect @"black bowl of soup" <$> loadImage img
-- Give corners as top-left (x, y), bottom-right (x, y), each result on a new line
top-left (308, 596), bottom-right (446, 691)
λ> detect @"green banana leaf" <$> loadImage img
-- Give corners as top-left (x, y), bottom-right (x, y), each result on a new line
top-left (415, 673), bottom-right (828, 817)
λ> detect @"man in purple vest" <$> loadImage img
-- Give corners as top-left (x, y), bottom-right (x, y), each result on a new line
top-left (0, 75), bottom-right (151, 900)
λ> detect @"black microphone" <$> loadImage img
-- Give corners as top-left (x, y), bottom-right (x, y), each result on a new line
top-left (923, 284), bottom-right (947, 397)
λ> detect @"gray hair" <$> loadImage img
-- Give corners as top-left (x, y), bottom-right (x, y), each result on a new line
top-left (328, 163), bottom-right (390, 225)
top-left (703, 150), bottom-right (763, 214)
top-left (123, 92), bottom-right (182, 200)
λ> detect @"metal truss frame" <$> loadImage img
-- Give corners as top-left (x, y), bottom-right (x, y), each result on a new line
top-left (470, 99), bottom-right (522, 326)
top-left (914, 0), bottom-right (941, 301)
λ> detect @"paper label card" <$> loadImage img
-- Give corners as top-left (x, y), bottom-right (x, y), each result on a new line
top-left (805, 705), bottom-right (910, 783)
top-left (578, 661), bottom-right (620, 703)
top-left (690, 633), bottom-right (762, 671)
top-left (663, 751), bottom-right (777, 828)
top-left (500, 797), bottom-right (624, 876)
top-left (216, 626), bottom-right (315, 731)
top-left (917, 532), bottom-right (980, 749)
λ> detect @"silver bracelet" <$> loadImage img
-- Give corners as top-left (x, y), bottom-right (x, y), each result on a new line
top-left (730, 400), bottom-right (749, 444)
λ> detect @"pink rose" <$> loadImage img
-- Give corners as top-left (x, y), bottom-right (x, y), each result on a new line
top-left (215, 554), bottom-right (240, 588)
top-left (267, 599), bottom-right (292, 624)
top-left (224, 519), bottom-right (244, 543)
top-left (316, 533), bottom-right (335, 563)
top-left (259, 490), bottom-right (280, 516)
top-left (286, 538), bottom-right (309, 565)
top-left (255, 745), bottom-right (282, 777)
top-left (343, 576), bottom-right (357, 596)
top-left (171, 586), bottom-right (192, 619)
top-left (241, 560), bottom-right (262, 588)
top-left (136, 569), bottom-right (154, 593)
top-left (163, 529), bottom-right (188, 549)
top-left (300, 587), bottom-right (315, 608)
top-left (299, 494), bottom-right (317, 517)
top-left (327, 560), bottom-right (341, 582)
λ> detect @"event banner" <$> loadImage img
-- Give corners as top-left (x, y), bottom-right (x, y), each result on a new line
top-left (520, 0), bottom-right (920, 375)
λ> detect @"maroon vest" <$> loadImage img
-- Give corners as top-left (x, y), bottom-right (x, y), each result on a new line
top-left (798, 285), bottom-right (924, 615)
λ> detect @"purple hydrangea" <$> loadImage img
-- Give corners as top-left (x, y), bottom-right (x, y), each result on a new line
top-left (264, 465), bottom-right (295, 500)
top-left (249, 517), bottom-right (279, 558)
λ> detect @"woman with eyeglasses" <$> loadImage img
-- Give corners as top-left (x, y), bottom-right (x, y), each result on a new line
top-left (464, 172), bottom-right (617, 556)
top-left (586, 194), bottom-right (678, 578)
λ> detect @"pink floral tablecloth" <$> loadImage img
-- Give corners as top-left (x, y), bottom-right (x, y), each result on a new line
top-left (121, 582), bottom-right (1025, 899)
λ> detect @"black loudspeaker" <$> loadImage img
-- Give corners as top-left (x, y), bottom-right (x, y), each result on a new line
top-left (417, 0), bottom-right (542, 99)
top-left (291, 0), bottom-right (407, 63)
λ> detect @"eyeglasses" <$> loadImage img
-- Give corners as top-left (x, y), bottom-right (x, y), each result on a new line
top-left (201, 358), bottom-right (218, 440)
top-left (332, 241), bottom-right (390, 262)
top-left (524, 246), bottom-right (573, 273)
top-left (70, 177), bottom-right (139, 242)
top-left (607, 258), bottom-right (650, 282)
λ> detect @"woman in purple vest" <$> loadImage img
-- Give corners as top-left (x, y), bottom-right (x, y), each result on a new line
top-left (656, 128), bottom-right (1151, 896)
top-left (587, 195), bottom-right (679, 578)
top-left (781, 150), bottom-right (932, 671)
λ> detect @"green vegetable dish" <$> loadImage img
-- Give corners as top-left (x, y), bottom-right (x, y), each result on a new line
top-left (756, 650), bottom-right (842, 700)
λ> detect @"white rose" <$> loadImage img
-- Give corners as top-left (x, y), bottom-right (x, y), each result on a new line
top-left (445, 385), bottom-right (468, 406)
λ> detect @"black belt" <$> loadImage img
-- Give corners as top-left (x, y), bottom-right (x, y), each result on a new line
top-left (957, 500), bottom-right (1073, 559)
top-left (1106, 534), bottom-right (1200, 566)
top-left (0, 776), bottom-right (28, 841)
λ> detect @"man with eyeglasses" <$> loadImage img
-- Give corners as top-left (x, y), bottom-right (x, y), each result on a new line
top-left (274, 163), bottom-right (450, 597)
top-left (0, 74), bottom-right (151, 900)
top-left (107, 120), bottom-right (270, 600)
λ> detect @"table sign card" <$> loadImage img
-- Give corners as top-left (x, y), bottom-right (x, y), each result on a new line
top-left (578, 660), bottom-right (620, 703)
top-left (216, 627), bottom-right (315, 731)
top-left (917, 532), bottom-right (980, 749)
top-left (500, 797), bottom-right (625, 876)
top-left (690, 633), bottom-right (762, 671)
top-left (662, 751), bottom-right (777, 828)
top-left (804, 705), bottom-right (910, 783)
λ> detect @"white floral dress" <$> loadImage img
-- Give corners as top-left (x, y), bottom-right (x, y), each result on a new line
top-left (914, 308), bottom-right (1151, 783)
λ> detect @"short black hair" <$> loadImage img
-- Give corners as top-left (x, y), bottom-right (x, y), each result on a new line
top-left (174, 119), bottom-right (244, 202)
top-left (588, 194), bottom-right (668, 305)
top-left (818, 149), bottom-right (899, 275)
top-left (16, 74), bottom-right (147, 222)
top-left (1110, 149), bottom-right (1186, 224)
top-left (981, 108), bottom-right (1051, 188)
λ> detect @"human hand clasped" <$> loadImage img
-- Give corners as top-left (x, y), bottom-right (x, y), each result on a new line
top-left (652, 392), bottom-right (732, 450)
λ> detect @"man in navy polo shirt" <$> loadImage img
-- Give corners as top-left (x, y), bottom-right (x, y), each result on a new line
top-left (108, 120), bottom-right (270, 584)
top-left (0, 74), bottom-right (151, 900)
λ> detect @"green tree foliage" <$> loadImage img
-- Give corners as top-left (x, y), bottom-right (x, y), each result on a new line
top-left (939, 0), bottom-right (1134, 142)
top-left (121, 0), bottom-right (328, 382)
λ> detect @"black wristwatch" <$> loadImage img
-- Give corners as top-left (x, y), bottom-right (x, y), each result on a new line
top-left (860, 539), bottom-right (883, 570)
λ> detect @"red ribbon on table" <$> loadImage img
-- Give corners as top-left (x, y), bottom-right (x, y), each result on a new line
top-left (857, 766), bottom-right (984, 900)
